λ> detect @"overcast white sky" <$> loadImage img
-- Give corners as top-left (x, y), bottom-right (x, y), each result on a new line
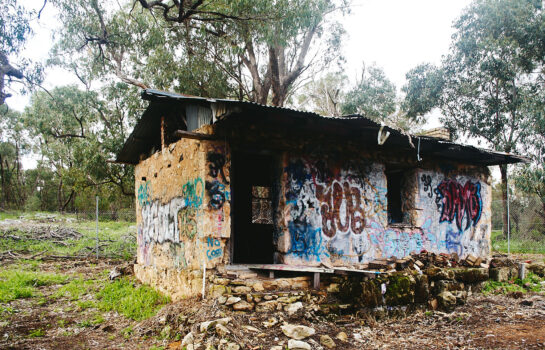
top-left (11, 0), bottom-right (475, 168)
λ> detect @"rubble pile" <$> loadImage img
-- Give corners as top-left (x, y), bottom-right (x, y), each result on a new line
top-left (367, 251), bottom-right (486, 273)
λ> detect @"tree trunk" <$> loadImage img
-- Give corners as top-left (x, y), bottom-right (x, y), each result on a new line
top-left (0, 154), bottom-right (5, 209)
top-left (500, 164), bottom-right (509, 238)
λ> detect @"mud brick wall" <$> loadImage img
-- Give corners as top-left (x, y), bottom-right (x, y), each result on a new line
top-left (133, 125), bottom-right (231, 299)
top-left (276, 154), bottom-right (491, 266)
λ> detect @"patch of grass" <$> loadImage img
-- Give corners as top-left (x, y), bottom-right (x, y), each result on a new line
top-left (482, 272), bottom-right (545, 295)
top-left (28, 328), bottom-right (45, 337)
top-left (78, 314), bottom-right (104, 328)
top-left (122, 325), bottom-right (133, 339)
top-left (96, 277), bottom-right (169, 321)
top-left (53, 277), bottom-right (97, 301)
top-left (0, 211), bottom-right (136, 260)
top-left (0, 269), bottom-right (68, 303)
top-left (491, 229), bottom-right (545, 254)
top-left (76, 300), bottom-right (96, 311)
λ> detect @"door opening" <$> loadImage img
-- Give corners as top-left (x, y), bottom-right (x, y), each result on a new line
top-left (232, 152), bottom-right (275, 264)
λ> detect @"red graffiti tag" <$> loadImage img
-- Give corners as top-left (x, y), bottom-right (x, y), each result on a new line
top-left (436, 179), bottom-right (482, 231)
top-left (316, 181), bottom-right (365, 238)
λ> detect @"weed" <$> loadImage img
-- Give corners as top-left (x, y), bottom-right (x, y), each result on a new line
top-left (122, 325), bottom-right (133, 339)
top-left (76, 300), bottom-right (96, 311)
top-left (57, 319), bottom-right (68, 328)
top-left (149, 346), bottom-right (165, 350)
top-left (491, 230), bottom-right (545, 254)
top-left (424, 311), bottom-right (433, 316)
top-left (96, 277), bottom-right (170, 321)
top-left (482, 272), bottom-right (545, 295)
top-left (54, 277), bottom-right (96, 300)
top-left (78, 314), bottom-right (104, 328)
top-left (28, 328), bottom-right (45, 337)
top-left (0, 269), bottom-right (68, 303)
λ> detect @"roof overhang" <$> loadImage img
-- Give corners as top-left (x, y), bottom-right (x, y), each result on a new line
top-left (115, 89), bottom-right (530, 167)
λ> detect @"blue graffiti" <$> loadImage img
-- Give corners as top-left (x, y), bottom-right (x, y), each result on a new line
top-left (445, 229), bottom-right (463, 256)
top-left (206, 237), bottom-right (222, 260)
top-left (287, 222), bottom-right (328, 261)
top-left (138, 181), bottom-right (152, 206)
top-left (182, 178), bottom-right (204, 208)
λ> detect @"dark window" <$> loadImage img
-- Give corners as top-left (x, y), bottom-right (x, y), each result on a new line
top-left (386, 170), bottom-right (404, 224)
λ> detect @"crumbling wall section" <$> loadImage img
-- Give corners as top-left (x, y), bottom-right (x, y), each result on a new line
top-left (276, 154), bottom-right (491, 266)
top-left (134, 129), bottom-right (231, 299)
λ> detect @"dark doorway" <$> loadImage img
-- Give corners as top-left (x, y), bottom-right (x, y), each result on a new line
top-left (232, 152), bottom-right (275, 264)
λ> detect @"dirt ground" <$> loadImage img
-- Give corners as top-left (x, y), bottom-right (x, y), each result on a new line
top-left (0, 258), bottom-right (544, 350)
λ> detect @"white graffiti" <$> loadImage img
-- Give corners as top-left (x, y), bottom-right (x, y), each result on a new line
top-left (140, 197), bottom-right (187, 244)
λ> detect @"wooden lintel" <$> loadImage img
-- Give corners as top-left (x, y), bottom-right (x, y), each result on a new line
top-left (173, 129), bottom-right (217, 141)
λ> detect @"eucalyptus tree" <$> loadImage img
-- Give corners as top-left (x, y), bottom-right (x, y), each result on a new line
top-left (0, 105), bottom-right (29, 208)
top-left (23, 85), bottom-right (135, 210)
top-left (342, 64), bottom-right (397, 121)
top-left (402, 0), bottom-right (545, 236)
top-left (296, 72), bottom-right (347, 116)
top-left (0, 0), bottom-right (31, 105)
top-left (51, 0), bottom-right (347, 106)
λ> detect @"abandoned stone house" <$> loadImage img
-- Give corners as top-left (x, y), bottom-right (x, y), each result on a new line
top-left (116, 89), bottom-right (526, 300)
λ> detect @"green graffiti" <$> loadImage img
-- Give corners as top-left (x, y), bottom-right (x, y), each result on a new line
top-left (182, 178), bottom-right (204, 208)
top-left (137, 181), bottom-right (152, 206)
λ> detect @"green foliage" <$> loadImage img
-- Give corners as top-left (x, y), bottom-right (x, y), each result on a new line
top-left (482, 272), bottom-right (544, 295)
top-left (403, 0), bottom-right (545, 151)
top-left (342, 64), bottom-right (397, 120)
top-left (27, 328), bottom-right (45, 337)
top-left (53, 277), bottom-right (96, 301)
top-left (96, 277), bottom-right (170, 321)
top-left (491, 229), bottom-right (545, 254)
top-left (401, 63), bottom-right (444, 123)
top-left (0, 269), bottom-right (68, 303)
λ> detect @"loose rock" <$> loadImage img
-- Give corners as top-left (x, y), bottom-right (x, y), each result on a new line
top-left (281, 324), bottom-right (316, 340)
top-left (288, 339), bottom-right (311, 350)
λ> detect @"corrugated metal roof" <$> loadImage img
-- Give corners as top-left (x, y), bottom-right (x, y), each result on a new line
top-left (115, 89), bottom-right (529, 166)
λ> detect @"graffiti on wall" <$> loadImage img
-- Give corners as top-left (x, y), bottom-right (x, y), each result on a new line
top-left (284, 160), bottom-right (329, 261)
top-left (417, 173), bottom-right (488, 258)
top-left (207, 152), bottom-right (229, 184)
top-left (315, 181), bottom-right (366, 237)
top-left (434, 179), bottom-right (482, 231)
top-left (140, 196), bottom-right (187, 244)
top-left (179, 178), bottom-right (204, 239)
top-left (282, 157), bottom-right (489, 264)
top-left (138, 181), bottom-right (152, 206)
top-left (205, 237), bottom-right (223, 260)
top-left (205, 149), bottom-right (230, 210)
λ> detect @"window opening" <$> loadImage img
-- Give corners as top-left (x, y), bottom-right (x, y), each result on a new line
top-left (387, 169), bottom-right (404, 224)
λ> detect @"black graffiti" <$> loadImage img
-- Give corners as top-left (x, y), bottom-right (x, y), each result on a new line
top-left (421, 174), bottom-right (433, 198)
top-left (207, 152), bottom-right (229, 184)
top-left (206, 180), bottom-right (226, 209)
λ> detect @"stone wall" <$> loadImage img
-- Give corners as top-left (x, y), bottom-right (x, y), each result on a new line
top-left (276, 154), bottom-right (491, 266)
top-left (134, 126), bottom-right (231, 299)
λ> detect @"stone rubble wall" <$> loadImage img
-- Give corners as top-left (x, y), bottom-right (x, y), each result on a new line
top-left (209, 267), bottom-right (490, 315)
